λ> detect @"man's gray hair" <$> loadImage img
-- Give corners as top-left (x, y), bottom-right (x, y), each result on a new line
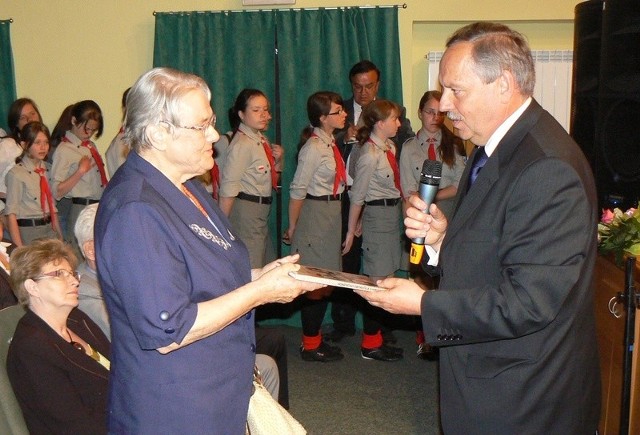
top-left (447, 22), bottom-right (535, 96)
top-left (124, 67), bottom-right (212, 153)
top-left (74, 203), bottom-right (99, 257)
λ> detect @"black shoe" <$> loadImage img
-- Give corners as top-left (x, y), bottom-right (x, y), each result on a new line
top-left (383, 344), bottom-right (404, 356)
top-left (301, 342), bottom-right (344, 362)
top-left (417, 343), bottom-right (438, 361)
top-left (382, 329), bottom-right (397, 345)
top-left (361, 346), bottom-right (403, 362)
top-left (324, 328), bottom-right (355, 343)
top-left (322, 341), bottom-right (342, 354)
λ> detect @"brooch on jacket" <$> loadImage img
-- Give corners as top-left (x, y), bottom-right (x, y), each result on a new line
top-left (189, 223), bottom-right (231, 250)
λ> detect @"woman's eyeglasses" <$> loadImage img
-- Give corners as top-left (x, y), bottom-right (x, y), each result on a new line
top-left (33, 269), bottom-right (81, 281)
top-left (161, 115), bottom-right (217, 134)
top-left (328, 108), bottom-right (345, 116)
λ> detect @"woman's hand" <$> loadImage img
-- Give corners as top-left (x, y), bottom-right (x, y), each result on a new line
top-left (282, 227), bottom-right (294, 245)
top-left (342, 231), bottom-right (354, 255)
top-left (77, 156), bottom-right (95, 175)
top-left (354, 218), bottom-right (363, 237)
top-left (253, 254), bottom-right (299, 280)
top-left (272, 144), bottom-right (284, 172)
top-left (254, 259), bottom-right (323, 304)
top-left (271, 144), bottom-right (284, 162)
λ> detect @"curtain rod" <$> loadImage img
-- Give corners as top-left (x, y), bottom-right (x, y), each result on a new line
top-left (0, 18), bottom-right (13, 23)
top-left (153, 4), bottom-right (407, 16)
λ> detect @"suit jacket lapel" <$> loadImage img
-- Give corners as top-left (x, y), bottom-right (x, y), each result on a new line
top-left (446, 100), bottom-right (544, 242)
top-left (446, 149), bottom-right (499, 239)
top-left (344, 97), bottom-right (356, 126)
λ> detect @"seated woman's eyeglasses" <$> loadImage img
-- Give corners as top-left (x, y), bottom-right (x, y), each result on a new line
top-left (328, 108), bottom-right (345, 116)
top-left (161, 114), bottom-right (217, 133)
top-left (33, 269), bottom-right (81, 281)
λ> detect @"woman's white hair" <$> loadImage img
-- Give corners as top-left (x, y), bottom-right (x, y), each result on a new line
top-left (123, 67), bottom-right (211, 153)
top-left (74, 203), bottom-right (99, 257)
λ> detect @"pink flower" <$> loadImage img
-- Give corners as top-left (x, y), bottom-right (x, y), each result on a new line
top-left (601, 209), bottom-right (615, 224)
top-left (625, 208), bottom-right (637, 217)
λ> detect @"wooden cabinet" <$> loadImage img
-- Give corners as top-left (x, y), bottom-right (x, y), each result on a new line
top-left (594, 256), bottom-right (640, 434)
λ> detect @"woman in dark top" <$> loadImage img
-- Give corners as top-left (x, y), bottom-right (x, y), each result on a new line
top-left (7, 238), bottom-right (110, 434)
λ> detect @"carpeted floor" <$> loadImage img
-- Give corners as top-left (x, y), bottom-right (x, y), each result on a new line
top-left (276, 325), bottom-right (442, 435)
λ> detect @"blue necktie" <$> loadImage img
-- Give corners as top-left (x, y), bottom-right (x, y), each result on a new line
top-left (468, 147), bottom-right (488, 190)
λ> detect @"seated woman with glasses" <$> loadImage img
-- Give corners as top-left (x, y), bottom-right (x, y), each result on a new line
top-left (6, 238), bottom-right (110, 434)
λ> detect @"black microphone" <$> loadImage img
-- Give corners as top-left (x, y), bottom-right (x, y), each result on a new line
top-left (409, 159), bottom-right (442, 264)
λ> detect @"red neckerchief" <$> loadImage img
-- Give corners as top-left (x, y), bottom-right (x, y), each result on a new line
top-left (62, 136), bottom-right (108, 187)
top-left (34, 166), bottom-right (57, 230)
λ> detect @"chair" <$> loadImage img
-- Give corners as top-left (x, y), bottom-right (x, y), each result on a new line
top-left (0, 305), bottom-right (29, 434)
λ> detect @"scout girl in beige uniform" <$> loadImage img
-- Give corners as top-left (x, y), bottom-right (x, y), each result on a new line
top-left (50, 100), bottom-right (105, 253)
top-left (285, 91), bottom-right (347, 362)
top-left (219, 89), bottom-right (282, 268)
top-left (342, 99), bottom-right (404, 362)
top-left (5, 122), bottom-right (62, 246)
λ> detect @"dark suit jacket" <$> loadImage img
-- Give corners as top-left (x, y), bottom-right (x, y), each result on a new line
top-left (421, 100), bottom-right (600, 434)
top-left (335, 97), bottom-right (414, 160)
top-left (7, 307), bottom-right (110, 434)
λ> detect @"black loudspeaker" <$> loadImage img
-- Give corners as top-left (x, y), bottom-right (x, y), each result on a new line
top-left (572, 0), bottom-right (640, 210)
top-left (596, 0), bottom-right (640, 209)
top-left (571, 0), bottom-right (603, 170)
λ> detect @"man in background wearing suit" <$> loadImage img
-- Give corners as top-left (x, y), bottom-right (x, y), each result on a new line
top-left (327, 60), bottom-right (414, 343)
top-left (357, 22), bottom-right (600, 434)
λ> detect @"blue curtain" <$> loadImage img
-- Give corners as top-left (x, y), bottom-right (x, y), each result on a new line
top-left (0, 20), bottom-right (17, 132)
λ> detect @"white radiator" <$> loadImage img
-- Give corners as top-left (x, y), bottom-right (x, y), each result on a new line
top-left (427, 50), bottom-right (574, 132)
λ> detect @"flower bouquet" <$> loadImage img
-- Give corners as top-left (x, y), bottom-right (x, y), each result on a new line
top-left (598, 203), bottom-right (640, 266)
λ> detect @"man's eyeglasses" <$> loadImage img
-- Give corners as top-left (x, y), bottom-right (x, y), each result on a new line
top-left (328, 108), bottom-right (345, 116)
top-left (422, 109), bottom-right (445, 117)
top-left (33, 269), bottom-right (81, 281)
top-left (161, 114), bottom-right (217, 134)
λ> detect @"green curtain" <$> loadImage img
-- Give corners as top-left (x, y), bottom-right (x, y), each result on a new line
top-left (154, 11), bottom-right (276, 135)
top-left (276, 7), bottom-right (402, 233)
top-left (153, 7), bottom-right (401, 326)
top-left (0, 20), bottom-right (17, 133)
top-left (153, 7), bottom-right (401, 195)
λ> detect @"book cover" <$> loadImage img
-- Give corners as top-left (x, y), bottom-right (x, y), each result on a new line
top-left (288, 265), bottom-right (384, 292)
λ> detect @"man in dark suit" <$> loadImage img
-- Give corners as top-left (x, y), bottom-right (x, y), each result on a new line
top-left (334, 60), bottom-right (414, 158)
top-left (327, 60), bottom-right (414, 343)
top-left (357, 22), bottom-right (600, 434)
